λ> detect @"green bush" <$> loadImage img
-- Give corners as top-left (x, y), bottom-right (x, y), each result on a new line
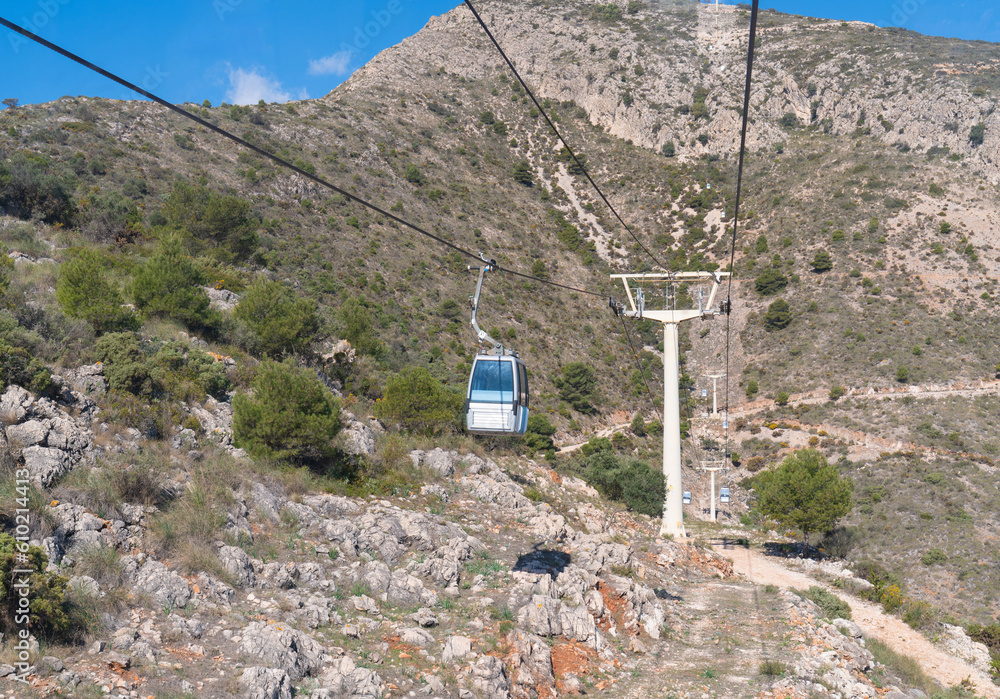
top-left (0, 533), bottom-right (86, 641)
top-left (758, 660), bottom-right (786, 676)
top-left (131, 236), bottom-right (215, 329)
top-left (233, 278), bottom-right (319, 358)
top-left (95, 332), bottom-right (158, 396)
top-left (811, 250), bottom-right (833, 272)
top-left (80, 189), bottom-right (143, 245)
top-left (525, 414), bottom-right (557, 455)
top-left (775, 391), bottom-right (790, 406)
top-left (583, 450), bottom-right (664, 516)
top-left (745, 379), bottom-right (759, 398)
top-left (796, 585), bottom-right (851, 620)
top-left (580, 436), bottom-right (612, 457)
top-left (554, 362), bottom-right (598, 413)
top-left (763, 299), bottom-right (791, 331)
top-left (631, 414), bottom-right (646, 436)
top-left (0, 243), bottom-right (13, 296)
top-left (819, 526), bottom-right (860, 558)
top-left (374, 366), bottom-right (462, 434)
top-left (754, 267), bottom-right (787, 295)
top-left (337, 297), bottom-right (383, 358)
top-left (56, 249), bottom-right (140, 335)
top-left (920, 548), bottom-right (947, 565)
top-left (512, 161), bottom-right (534, 186)
top-left (404, 164), bottom-right (426, 185)
top-left (969, 122), bottom-right (985, 146)
top-left (233, 359), bottom-right (341, 463)
top-left (829, 385), bottom-right (845, 400)
top-left (0, 150), bottom-right (76, 225)
top-left (0, 340), bottom-right (52, 394)
top-left (161, 181), bottom-right (259, 261)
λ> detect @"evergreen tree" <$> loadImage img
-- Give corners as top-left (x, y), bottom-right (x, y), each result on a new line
top-left (374, 366), bottom-right (462, 434)
top-left (233, 359), bottom-right (341, 463)
top-left (554, 362), bottom-right (597, 413)
top-left (233, 278), bottom-right (319, 358)
top-left (754, 448), bottom-right (853, 555)
top-left (811, 250), bottom-right (833, 272)
top-left (763, 299), bottom-right (792, 331)
top-left (56, 249), bottom-right (139, 335)
top-left (131, 236), bottom-right (214, 329)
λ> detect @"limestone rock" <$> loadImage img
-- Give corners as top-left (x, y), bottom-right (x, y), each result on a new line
top-left (239, 666), bottom-right (293, 699)
top-left (239, 621), bottom-right (325, 680)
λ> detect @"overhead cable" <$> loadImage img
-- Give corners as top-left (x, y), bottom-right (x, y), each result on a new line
top-left (463, 0), bottom-right (668, 272)
top-left (0, 16), bottom-right (605, 300)
top-left (723, 0), bottom-right (761, 455)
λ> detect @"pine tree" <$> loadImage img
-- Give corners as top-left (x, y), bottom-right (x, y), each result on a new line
top-left (754, 449), bottom-right (853, 555)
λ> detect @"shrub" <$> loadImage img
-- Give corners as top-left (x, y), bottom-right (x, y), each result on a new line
top-left (920, 548), bottom-right (947, 566)
top-left (583, 450), bottom-right (664, 516)
top-left (161, 181), bottom-right (259, 261)
top-left (95, 332), bottom-right (158, 396)
top-left (763, 299), bottom-right (791, 330)
top-left (337, 296), bottom-right (383, 358)
top-left (0, 150), bottom-right (75, 225)
top-left (902, 600), bottom-right (933, 629)
top-left (796, 585), bottom-right (851, 620)
top-left (0, 244), bottom-right (12, 296)
top-left (745, 455), bottom-right (765, 473)
top-left (759, 660), bottom-right (786, 676)
top-left (811, 250), bottom-right (833, 272)
top-left (512, 160), bottom-right (533, 186)
top-left (525, 414), bottom-right (557, 454)
top-left (0, 532), bottom-right (85, 641)
top-left (754, 267), bottom-right (787, 295)
top-left (828, 385), bottom-right (845, 400)
top-left (56, 249), bottom-right (139, 335)
top-left (374, 366), bottom-right (462, 435)
top-left (131, 236), bottom-right (215, 329)
top-left (775, 391), bottom-right (790, 406)
top-left (661, 141), bottom-right (675, 157)
top-left (554, 362), bottom-right (597, 413)
top-left (969, 122), bottom-right (985, 146)
top-left (404, 164), bottom-right (426, 185)
top-left (233, 359), bottom-right (341, 463)
top-left (80, 190), bottom-right (143, 245)
top-left (818, 526), bottom-right (859, 558)
top-left (0, 340), bottom-right (52, 394)
top-left (745, 379), bottom-right (759, 398)
top-left (895, 366), bottom-right (909, 383)
top-left (580, 436), bottom-right (612, 457)
top-left (631, 414), bottom-right (646, 436)
top-left (233, 278), bottom-right (319, 358)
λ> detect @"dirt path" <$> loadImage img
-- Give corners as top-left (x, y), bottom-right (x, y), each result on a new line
top-left (715, 544), bottom-right (1000, 699)
top-left (557, 423), bottom-right (631, 453)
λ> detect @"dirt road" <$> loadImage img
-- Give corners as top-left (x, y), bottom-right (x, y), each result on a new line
top-left (715, 544), bottom-right (999, 699)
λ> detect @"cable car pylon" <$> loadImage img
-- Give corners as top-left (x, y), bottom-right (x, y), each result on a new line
top-left (610, 271), bottom-right (730, 538)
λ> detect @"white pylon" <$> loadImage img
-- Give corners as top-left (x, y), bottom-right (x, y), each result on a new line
top-left (611, 271), bottom-right (729, 539)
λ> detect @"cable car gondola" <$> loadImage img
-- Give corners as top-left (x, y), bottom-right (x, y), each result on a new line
top-left (464, 255), bottom-right (529, 435)
top-left (682, 490), bottom-right (692, 505)
top-left (719, 487), bottom-right (730, 504)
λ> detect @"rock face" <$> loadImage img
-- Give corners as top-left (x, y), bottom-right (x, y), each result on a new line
top-left (0, 384), bottom-right (96, 486)
top-left (239, 667), bottom-right (293, 699)
top-left (238, 621), bottom-right (325, 680)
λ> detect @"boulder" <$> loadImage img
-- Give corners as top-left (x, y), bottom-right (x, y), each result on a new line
top-left (471, 655), bottom-right (512, 699)
top-left (509, 632), bottom-right (555, 699)
top-left (21, 446), bottom-right (73, 487)
top-left (239, 621), bottom-right (325, 680)
top-left (518, 595), bottom-right (561, 637)
top-left (133, 561), bottom-right (192, 609)
top-left (239, 666), bottom-right (293, 699)
top-left (441, 635), bottom-right (472, 664)
top-left (218, 545), bottom-right (257, 587)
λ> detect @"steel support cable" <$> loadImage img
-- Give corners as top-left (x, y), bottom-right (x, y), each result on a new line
top-left (0, 16), bottom-right (606, 300)
top-left (618, 315), bottom-right (662, 423)
top-left (723, 0), bottom-right (760, 459)
top-left (462, 0), bottom-right (667, 272)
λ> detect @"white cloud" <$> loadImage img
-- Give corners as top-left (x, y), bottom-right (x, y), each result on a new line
top-left (225, 66), bottom-right (292, 105)
top-left (307, 51), bottom-right (353, 76)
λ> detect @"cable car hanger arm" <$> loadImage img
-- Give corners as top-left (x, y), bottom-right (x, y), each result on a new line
top-left (469, 254), bottom-right (504, 353)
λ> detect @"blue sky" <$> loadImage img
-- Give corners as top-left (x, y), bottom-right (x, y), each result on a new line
top-left (1, 1), bottom-right (997, 108)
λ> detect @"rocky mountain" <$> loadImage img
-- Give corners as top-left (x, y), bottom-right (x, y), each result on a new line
top-left (1, 0), bottom-right (1000, 695)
